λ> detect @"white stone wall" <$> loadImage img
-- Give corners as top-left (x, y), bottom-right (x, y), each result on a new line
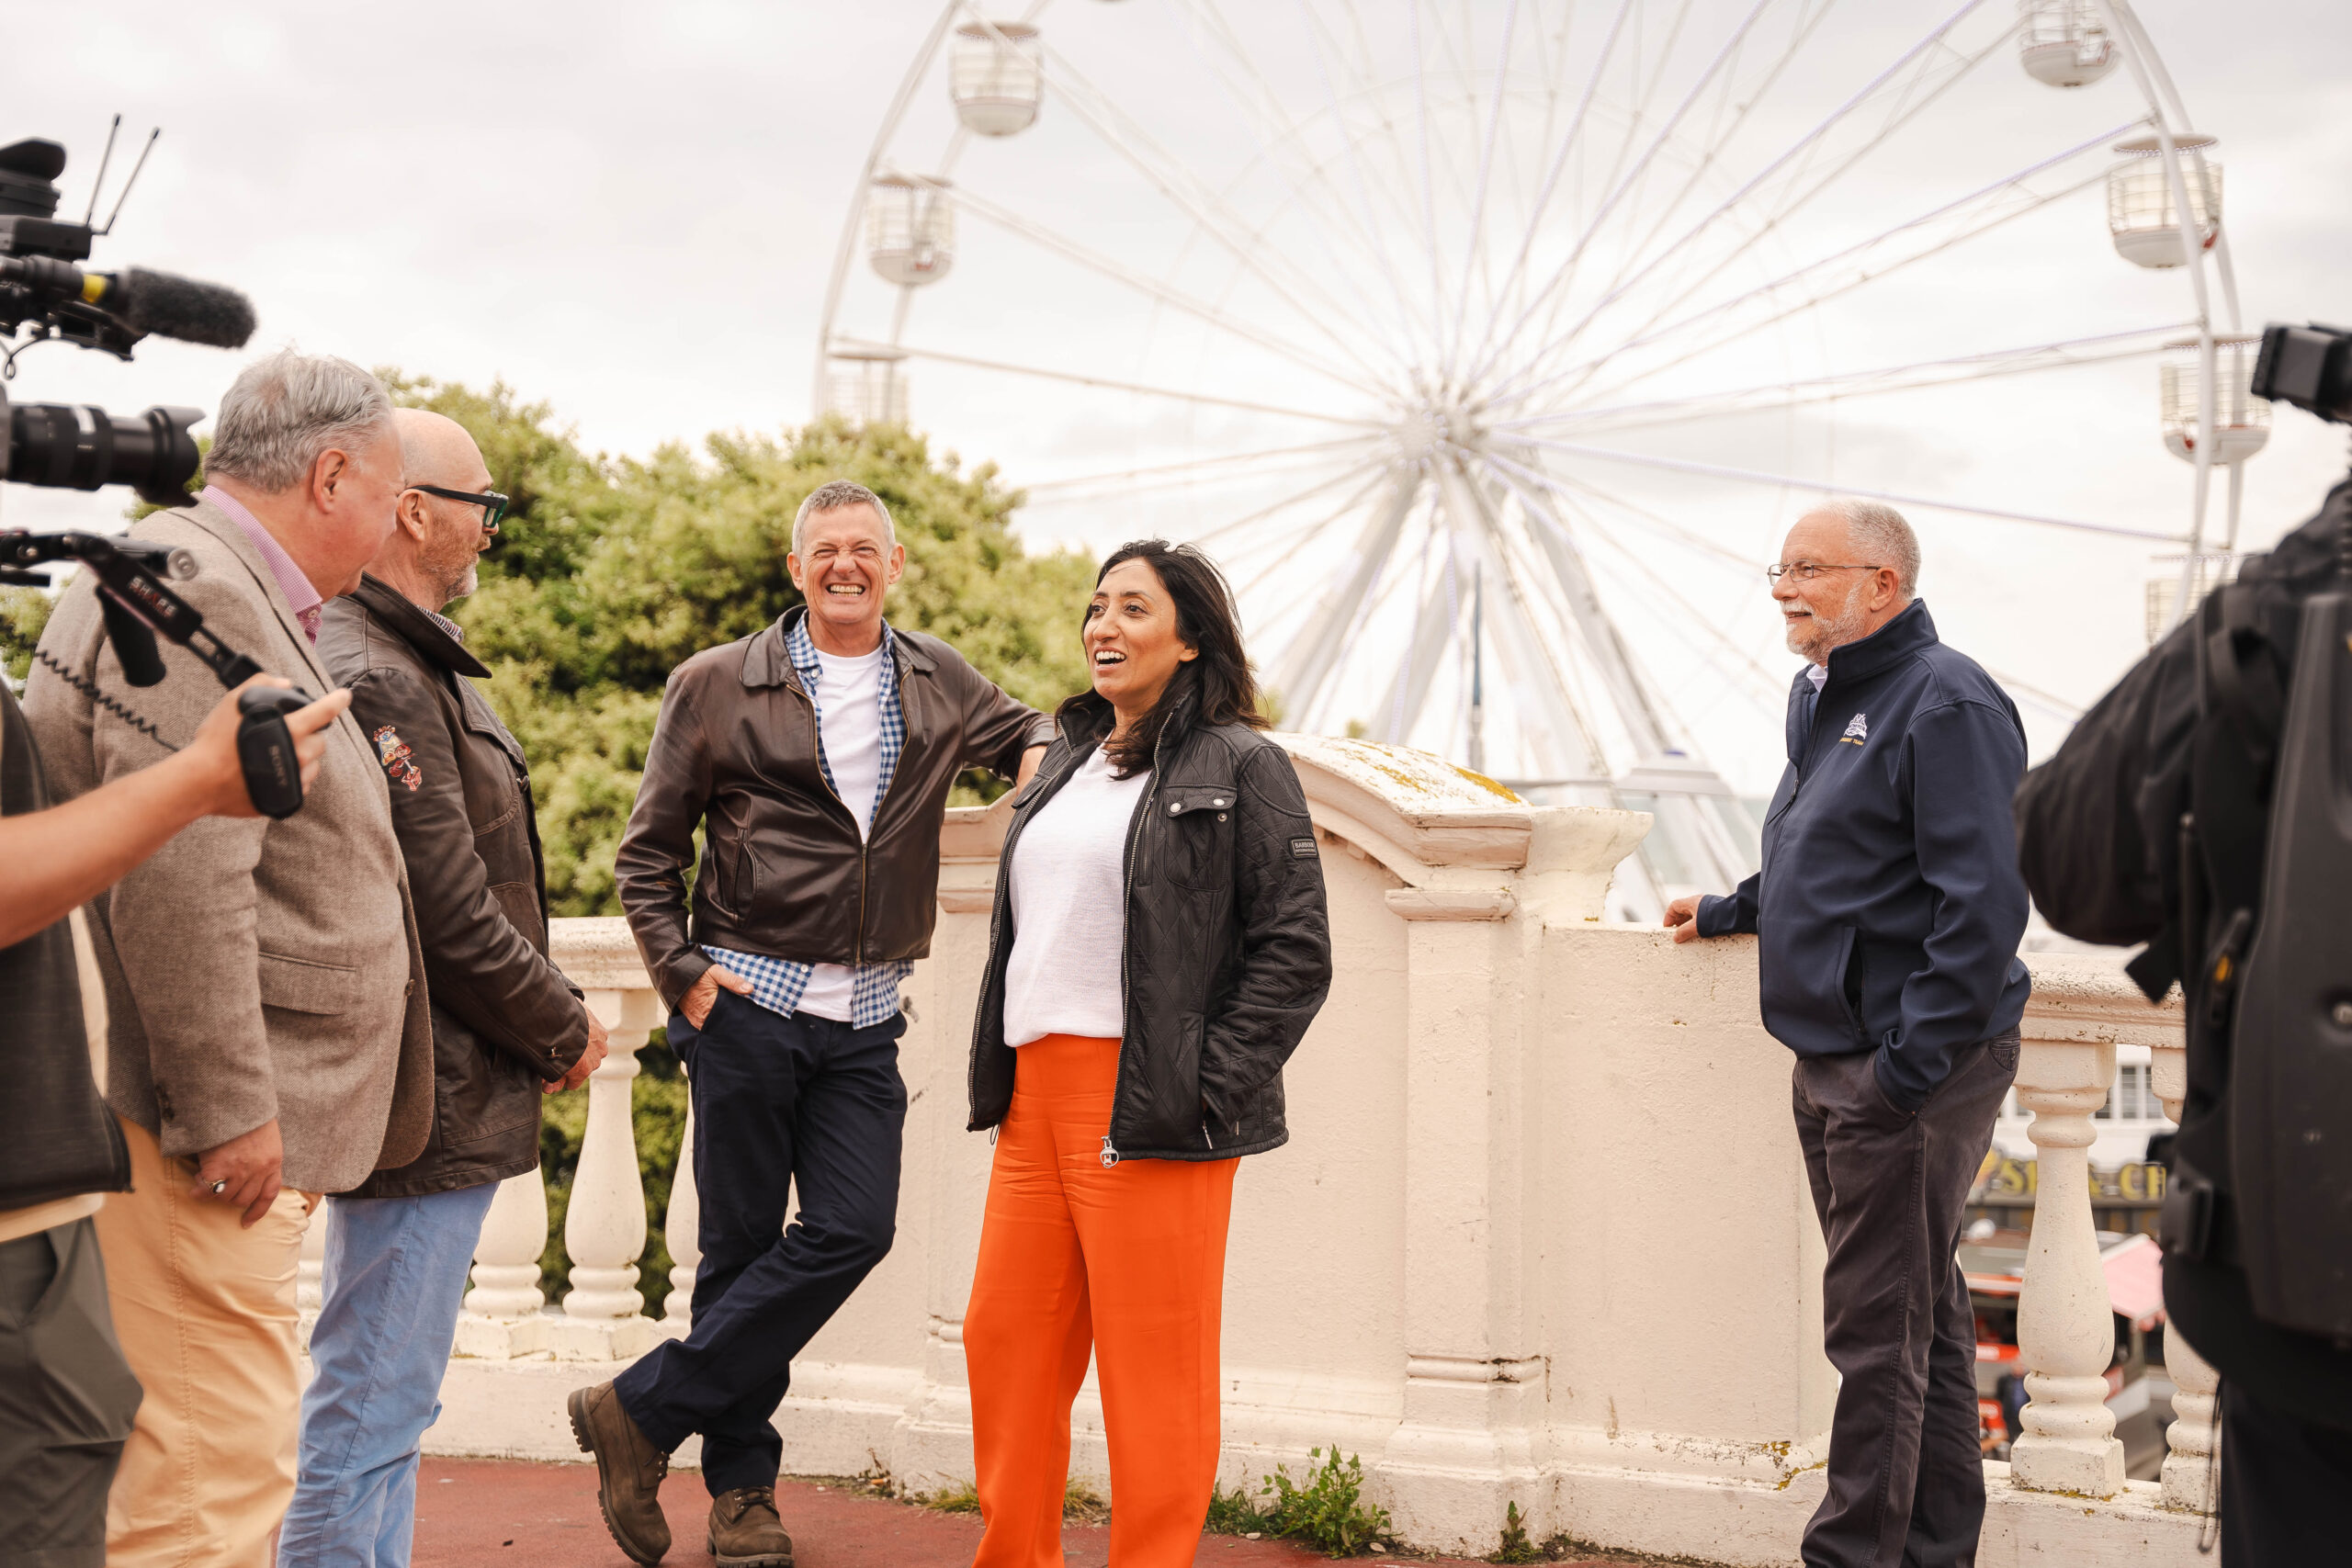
top-left (413, 735), bottom-right (2210, 1565)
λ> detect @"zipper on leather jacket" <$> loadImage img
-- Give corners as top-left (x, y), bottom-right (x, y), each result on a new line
top-left (967, 735), bottom-right (1080, 1130)
top-left (1102, 728), bottom-right (1166, 1168)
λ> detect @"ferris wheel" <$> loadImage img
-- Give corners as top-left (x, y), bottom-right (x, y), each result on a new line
top-left (814, 0), bottom-right (2256, 915)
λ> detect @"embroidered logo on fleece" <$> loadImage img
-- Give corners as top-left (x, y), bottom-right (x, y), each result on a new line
top-left (372, 726), bottom-right (422, 792)
top-left (1838, 712), bottom-right (1869, 747)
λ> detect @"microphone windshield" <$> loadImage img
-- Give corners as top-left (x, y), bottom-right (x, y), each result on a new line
top-left (109, 267), bottom-right (256, 349)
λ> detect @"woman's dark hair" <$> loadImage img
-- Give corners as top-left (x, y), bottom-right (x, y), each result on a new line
top-left (1086, 539), bottom-right (1268, 777)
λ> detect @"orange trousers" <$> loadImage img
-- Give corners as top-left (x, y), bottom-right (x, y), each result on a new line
top-left (965, 1034), bottom-right (1238, 1568)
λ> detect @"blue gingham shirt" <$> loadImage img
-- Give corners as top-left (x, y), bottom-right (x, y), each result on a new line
top-left (702, 616), bottom-right (914, 1029)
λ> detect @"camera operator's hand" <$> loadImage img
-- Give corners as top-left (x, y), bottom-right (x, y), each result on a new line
top-left (679, 964), bottom-right (753, 1030)
top-left (189, 1118), bottom-right (286, 1228)
top-left (548, 1002), bottom-right (611, 1094)
top-left (0, 679), bottom-right (353, 948)
top-left (181, 677), bottom-right (352, 818)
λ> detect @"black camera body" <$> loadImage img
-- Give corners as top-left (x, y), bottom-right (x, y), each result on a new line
top-left (2252, 321), bottom-right (2352, 428)
top-left (0, 133), bottom-right (251, 508)
top-left (2, 132), bottom-right (299, 818)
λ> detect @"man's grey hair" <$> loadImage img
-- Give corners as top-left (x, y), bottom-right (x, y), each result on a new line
top-left (792, 479), bottom-right (897, 557)
top-left (1818, 496), bottom-right (1921, 600)
top-left (205, 349), bottom-right (395, 493)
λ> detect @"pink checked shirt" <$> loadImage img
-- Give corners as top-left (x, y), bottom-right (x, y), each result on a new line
top-left (200, 484), bottom-right (324, 643)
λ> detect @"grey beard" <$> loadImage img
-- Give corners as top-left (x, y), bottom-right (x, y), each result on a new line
top-left (1785, 588), bottom-right (1871, 661)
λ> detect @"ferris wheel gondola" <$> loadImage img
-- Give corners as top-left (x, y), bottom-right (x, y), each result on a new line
top-left (814, 0), bottom-right (2257, 916)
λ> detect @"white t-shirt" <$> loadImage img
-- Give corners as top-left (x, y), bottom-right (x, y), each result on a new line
top-left (1001, 748), bottom-right (1152, 1046)
top-left (797, 642), bottom-right (889, 1021)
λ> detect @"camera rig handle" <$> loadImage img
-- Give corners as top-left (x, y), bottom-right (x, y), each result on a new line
top-left (1, 528), bottom-right (266, 688)
top-left (2, 528), bottom-right (310, 818)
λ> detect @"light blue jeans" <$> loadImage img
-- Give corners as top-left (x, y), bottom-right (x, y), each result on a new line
top-left (277, 1182), bottom-right (500, 1568)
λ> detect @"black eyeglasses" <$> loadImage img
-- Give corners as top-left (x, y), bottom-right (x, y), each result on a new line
top-left (407, 484), bottom-right (509, 533)
top-left (1764, 561), bottom-right (1880, 582)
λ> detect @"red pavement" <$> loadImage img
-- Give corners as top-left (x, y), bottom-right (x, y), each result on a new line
top-left (411, 1458), bottom-right (1638, 1567)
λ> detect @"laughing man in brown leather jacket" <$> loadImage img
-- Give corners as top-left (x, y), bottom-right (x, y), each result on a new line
top-left (569, 479), bottom-right (1051, 1568)
top-left (295, 410), bottom-right (611, 1562)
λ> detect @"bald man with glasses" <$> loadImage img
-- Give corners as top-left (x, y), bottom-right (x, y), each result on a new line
top-left (290, 410), bottom-right (605, 1565)
top-left (1665, 499), bottom-right (2032, 1568)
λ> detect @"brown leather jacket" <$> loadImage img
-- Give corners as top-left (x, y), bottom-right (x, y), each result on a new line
top-left (319, 578), bottom-right (588, 1198)
top-left (617, 607), bottom-right (1054, 1010)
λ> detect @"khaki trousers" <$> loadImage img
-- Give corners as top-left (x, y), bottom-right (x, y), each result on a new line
top-left (97, 1116), bottom-right (314, 1568)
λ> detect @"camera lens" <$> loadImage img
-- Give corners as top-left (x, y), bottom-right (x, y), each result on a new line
top-left (5, 400), bottom-right (205, 507)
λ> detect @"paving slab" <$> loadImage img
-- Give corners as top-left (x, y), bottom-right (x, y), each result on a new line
top-left (409, 1457), bottom-right (1649, 1567)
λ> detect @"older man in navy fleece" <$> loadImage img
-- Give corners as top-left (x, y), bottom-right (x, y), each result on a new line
top-left (1664, 498), bottom-right (2030, 1568)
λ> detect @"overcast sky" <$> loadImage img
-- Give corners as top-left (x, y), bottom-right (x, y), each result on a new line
top-left (8, 1), bottom-right (2350, 795)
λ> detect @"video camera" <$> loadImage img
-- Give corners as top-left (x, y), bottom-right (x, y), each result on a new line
top-left (1, 127), bottom-right (308, 818)
top-left (1, 126), bottom-right (253, 504)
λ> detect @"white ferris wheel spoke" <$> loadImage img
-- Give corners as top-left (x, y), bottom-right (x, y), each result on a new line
top-left (1458, 0), bottom-right (1638, 388)
top-left (1501, 121), bottom-right (2132, 415)
top-left (1497, 457), bottom-right (1789, 705)
top-left (1032, 38), bottom-right (1409, 381)
top-left (1232, 468), bottom-right (1400, 603)
top-left (1439, 463), bottom-right (1611, 776)
top-left (1540, 0), bottom-right (1842, 372)
top-left (1446, 0), bottom-right (1521, 372)
top-left (1017, 437), bottom-right (1387, 500)
top-left (832, 337), bottom-right (1388, 430)
top-left (1509, 434), bottom-right (2185, 541)
top-left (1473, 451), bottom-right (1677, 754)
top-left (1494, 322), bottom-right (2199, 437)
top-left (1521, 460), bottom-right (1762, 577)
top-left (1165, 0), bottom-right (1430, 375)
top-left (1468, 0), bottom-right (1781, 392)
top-left (1502, 0), bottom-right (1996, 401)
top-left (1272, 466), bottom-right (1426, 724)
top-left (1295, 0), bottom-right (1449, 363)
top-left (1182, 457), bottom-right (1397, 551)
top-left (943, 182), bottom-right (1394, 400)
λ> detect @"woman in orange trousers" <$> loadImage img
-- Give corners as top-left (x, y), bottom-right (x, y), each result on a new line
top-left (963, 541), bottom-right (1332, 1568)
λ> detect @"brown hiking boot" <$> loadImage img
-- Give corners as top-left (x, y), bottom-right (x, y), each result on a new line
top-left (707, 1485), bottom-right (795, 1567)
top-left (566, 1381), bottom-right (672, 1565)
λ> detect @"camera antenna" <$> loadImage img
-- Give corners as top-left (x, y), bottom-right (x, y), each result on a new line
top-left (95, 127), bottom-right (161, 238)
top-left (82, 115), bottom-right (122, 227)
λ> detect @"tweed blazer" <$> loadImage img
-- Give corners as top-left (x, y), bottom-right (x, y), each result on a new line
top-left (23, 499), bottom-right (434, 1193)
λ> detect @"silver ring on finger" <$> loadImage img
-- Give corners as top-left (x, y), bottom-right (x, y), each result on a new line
top-left (210, 1179), bottom-right (228, 1195)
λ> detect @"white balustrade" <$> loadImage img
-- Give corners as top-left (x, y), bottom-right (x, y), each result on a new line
top-left (662, 1100), bottom-right (700, 1328)
top-left (410, 757), bottom-right (2222, 1563)
top-left (2007, 1034), bottom-right (2128, 1495)
top-left (563, 989), bottom-right (648, 1320)
top-left (467, 1172), bottom-right (549, 1316)
top-left (2150, 1037), bottom-right (2222, 1512)
top-left (296, 1200), bottom-right (328, 1349)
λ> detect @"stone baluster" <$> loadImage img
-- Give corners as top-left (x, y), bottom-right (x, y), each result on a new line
top-left (468, 1170), bottom-right (550, 1317)
top-left (562, 989), bottom-right (649, 1322)
top-left (452, 1169), bottom-right (553, 1358)
top-left (2150, 1037), bottom-right (2221, 1512)
top-left (2007, 1035), bottom-right (2126, 1496)
top-left (297, 1199), bottom-right (328, 1350)
top-left (298, 1200), bottom-right (327, 1314)
top-left (662, 1100), bottom-right (700, 1328)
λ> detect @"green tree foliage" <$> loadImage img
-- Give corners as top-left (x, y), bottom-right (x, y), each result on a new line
top-left (0, 587), bottom-right (52, 685)
top-left (382, 375), bottom-right (1097, 915)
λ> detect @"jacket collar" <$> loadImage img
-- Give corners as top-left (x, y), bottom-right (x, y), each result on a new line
top-left (1823, 598), bottom-right (1938, 688)
top-left (1054, 683), bottom-right (1200, 756)
top-left (743, 604), bottom-right (933, 691)
top-left (350, 576), bottom-right (492, 679)
top-left (175, 498), bottom-right (335, 693)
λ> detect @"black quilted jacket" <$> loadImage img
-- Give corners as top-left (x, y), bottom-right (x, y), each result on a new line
top-left (966, 692), bottom-right (1332, 1162)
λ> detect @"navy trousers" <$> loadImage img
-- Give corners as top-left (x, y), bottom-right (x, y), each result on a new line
top-left (613, 992), bottom-right (907, 1495)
